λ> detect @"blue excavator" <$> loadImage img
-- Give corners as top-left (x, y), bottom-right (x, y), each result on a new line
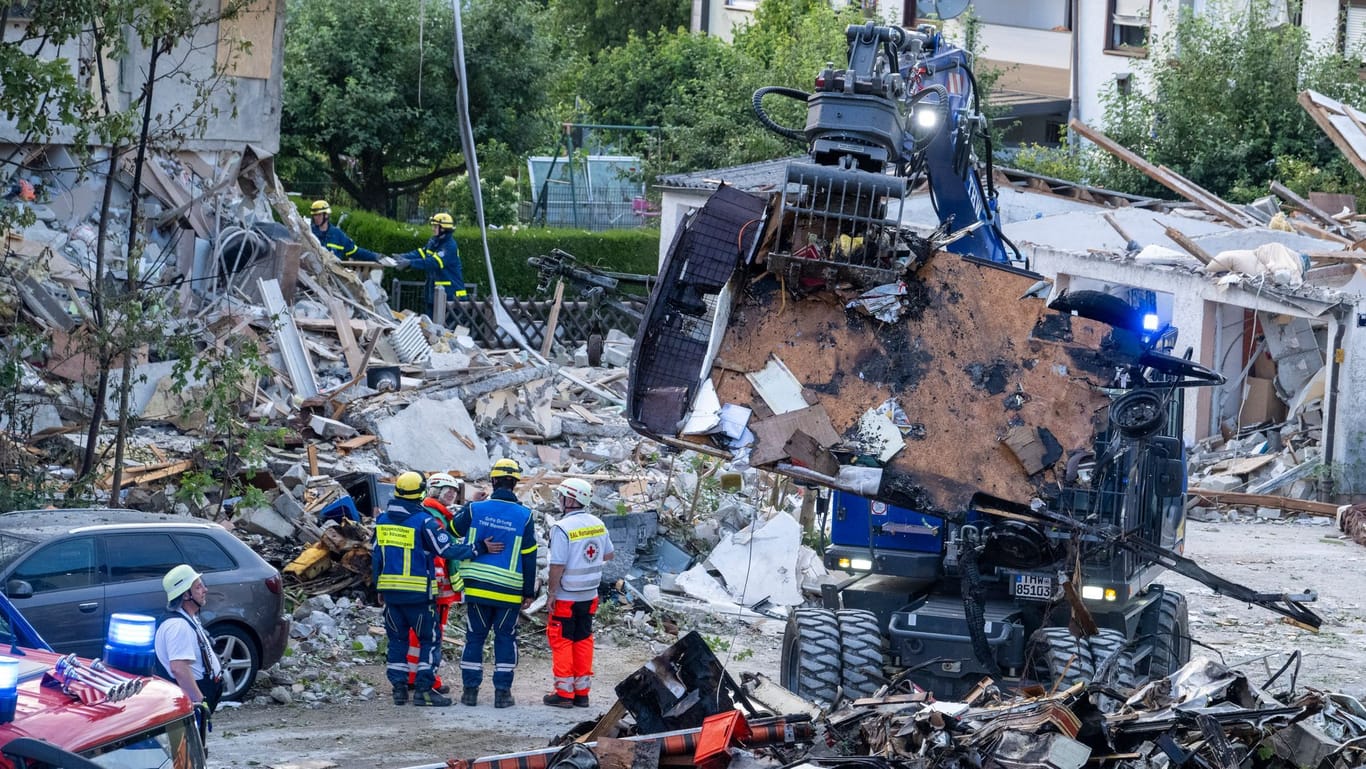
top-left (626, 20), bottom-right (1320, 705)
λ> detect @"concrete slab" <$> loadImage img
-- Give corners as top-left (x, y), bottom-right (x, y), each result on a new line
top-left (705, 511), bottom-right (804, 607)
top-left (376, 397), bottom-right (490, 476)
top-left (236, 504), bottom-right (297, 540)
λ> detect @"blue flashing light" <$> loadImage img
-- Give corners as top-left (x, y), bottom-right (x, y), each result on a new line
top-left (0, 656), bottom-right (18, 723)
top-left (104, 613), bottom-right (157, 676)
top-left (1142, 312), bottom-right (1161, 333)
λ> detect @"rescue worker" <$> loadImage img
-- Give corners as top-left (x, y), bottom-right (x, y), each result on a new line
top-left (309, 200), bottom-right (385, 263)
top-left (154, 564), bottom-right (224, 743)
top-left (404, 472), bottom-right (466, 693)
top-left (542, 478), bottom-right (614, 708)
top-left (374, 471), bottom-right (502, 707)
top-left (393, 212), bottom-right (466, 317)
top-left (449, 458), bottom-right (537, 708)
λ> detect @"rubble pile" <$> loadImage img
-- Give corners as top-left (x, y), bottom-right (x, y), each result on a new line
top-left (0, 147), bottom-right (840, 686)
top-left (429, 633), bottom-right (1366, 769)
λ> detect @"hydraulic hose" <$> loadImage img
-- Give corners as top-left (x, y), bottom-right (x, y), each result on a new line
top-left (752, 86), bottom-right (810, 142)
top-left (959, 530), bottom-right (1000, 675)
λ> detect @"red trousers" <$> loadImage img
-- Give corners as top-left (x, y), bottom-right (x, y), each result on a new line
top-left (547, 597), bottom-right (598, 697)
top-left (408, 600), bottom-right (454, 687)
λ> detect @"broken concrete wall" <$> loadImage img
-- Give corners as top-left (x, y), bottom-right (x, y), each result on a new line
top-left (1025, 242), bottom-right (1364, 495)
top-left (0, 0), bottom-right (285, 153)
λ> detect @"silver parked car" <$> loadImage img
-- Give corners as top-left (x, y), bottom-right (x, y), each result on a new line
top-left (0, 509), bottom-right (290, 701)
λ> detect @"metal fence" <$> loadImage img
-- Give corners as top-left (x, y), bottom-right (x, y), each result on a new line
top-left (390, 280), bottom-right (644, 349)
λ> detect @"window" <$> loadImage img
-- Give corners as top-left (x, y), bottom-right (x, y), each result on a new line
top-left (173, 534), bottom-right (237, 572)
top-left (724, 0), bottom-right (757, 9)
top-left (13, 538), bottom-right (98, 593)
top-left (105, 533), bottom-right (183, 582)
top-left (1108, 0), bottom-right (1151, 54)
top-left (970, 0), bottom-right (1070, 31)
top-left (1347, 1), bottom-right (1366, 62)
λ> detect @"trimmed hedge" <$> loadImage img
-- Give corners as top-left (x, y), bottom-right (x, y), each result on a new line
top-left (310, 206), bottom-right (661, 297)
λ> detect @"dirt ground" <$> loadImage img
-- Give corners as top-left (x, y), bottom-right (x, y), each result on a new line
top-left (207, 518), bottom-right (1366, 769)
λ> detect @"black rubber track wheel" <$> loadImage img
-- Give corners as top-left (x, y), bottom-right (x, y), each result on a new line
top-left (836, 609), bottom-right (887, 700)
top-left (781, 608), bottom-right (842, 707)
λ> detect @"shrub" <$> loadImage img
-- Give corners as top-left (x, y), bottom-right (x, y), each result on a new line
top-left (326, 208), bottom-right (661, 297)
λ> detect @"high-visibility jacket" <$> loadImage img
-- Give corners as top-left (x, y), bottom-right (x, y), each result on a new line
top-left (451, 490), bottom-right (536, 606)
top-left (311, 222), bottom-right (381, 262)
top-left (422, 497), bottom-right (463, 603)
top-left (372, 497), bottom-right (477, 605)
top-left (549, 511), bottom-right (614, 602)
top-left (399, 231), bottom-right (466, 308)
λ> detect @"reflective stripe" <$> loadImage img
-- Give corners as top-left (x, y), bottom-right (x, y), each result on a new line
top-left (378, 574), bottom-right (429, 591)
top-left (455, 290), bottom-right (468, 298)
top-left (435, 280), bottom-right (451, 286)
top-left (461, 562), bottom-right (524, 588)
top-left (464, 586), bottom-right (523, 603)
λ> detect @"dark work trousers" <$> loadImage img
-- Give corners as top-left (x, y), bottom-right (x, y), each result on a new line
top-left (461, 602), bottom-right (520, 691)
top-left (384, 602), bottom-right (439, 690)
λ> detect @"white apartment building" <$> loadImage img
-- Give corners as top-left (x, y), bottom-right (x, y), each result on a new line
top-left (693, 1), bottom-right (1358, 145)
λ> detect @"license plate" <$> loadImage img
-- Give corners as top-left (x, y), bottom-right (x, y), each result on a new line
top-left (1013, 574), bottom-right (1054, 601)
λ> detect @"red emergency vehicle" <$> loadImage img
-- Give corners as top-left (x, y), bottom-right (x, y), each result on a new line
top-left (0, 595), bottom-right (204, 769)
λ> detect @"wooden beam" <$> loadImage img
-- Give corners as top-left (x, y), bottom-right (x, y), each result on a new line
top-left (1299, 90), bottom-right (1366, 182)
top-left (540, 279), bottom-right (565, 358)
top-left (1163, 226), bottom-right (1214, 264)
top-left (1070, 119), bottom-right (1252, 227)
top-left (1187, 488), bottom-right (1339, 517)
top-left (1270, 180), bottom-right (1343, 229)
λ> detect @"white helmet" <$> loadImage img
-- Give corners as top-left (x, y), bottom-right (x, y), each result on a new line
top-left (555, 478), bottom-right (593, 509)
top-left (427, 472), bottom-right (462, 491)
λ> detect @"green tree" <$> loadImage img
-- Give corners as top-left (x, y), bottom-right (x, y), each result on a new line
top-left (1014, 1), bottom-right (1366, 201)
top-left (282, 0), bottom-right (557, 214)
top-left (549, 0), bottom-right (690, 60)
top-left (569, 0), bottom-right (856, 176)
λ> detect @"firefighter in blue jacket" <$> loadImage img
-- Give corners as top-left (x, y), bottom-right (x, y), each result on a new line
top-left (449, 458), bottom-right (537, 709)
top-left (309, 200), bottom-right (383, 263)
top-left (373, 471), bottom-right (502, 707)
top-left (393, 212), bottom-right (466, 317)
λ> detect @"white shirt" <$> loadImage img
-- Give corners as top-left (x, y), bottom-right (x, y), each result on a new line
top-left (154, 609), bottom-right (222, 680)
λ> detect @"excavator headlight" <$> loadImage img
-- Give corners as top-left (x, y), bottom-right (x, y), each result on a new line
top-left (915, 108), bottom-right (939, 129)
top-left (1142, 312), bottom-right (1160, 332)
top-left (1081, 585), bottom-right (1104, 600)
top-left (850, 558), bottom-right (874, 571)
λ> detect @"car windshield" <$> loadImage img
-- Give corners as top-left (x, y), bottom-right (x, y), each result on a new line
top-left (0, 530), bottom-right (40, 571)
top-left (88, 717), bottom-right (206, 769)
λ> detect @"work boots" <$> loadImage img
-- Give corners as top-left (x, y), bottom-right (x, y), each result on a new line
top-left (494, 689), bottom-right (515, 708)
top-left (392, 684), bottom-right (408, 706)
top-left (543, 693), bottom-right (574, 708)
top-left (413, 688), bottom-right (453, 707)
top-left (461, 687), bottom-right (479, 706)
top-left (574, 694), bottom-right (590, 708)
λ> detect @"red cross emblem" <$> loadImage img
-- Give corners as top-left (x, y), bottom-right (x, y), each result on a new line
top-left (585, 543), bottom-right (598, 560)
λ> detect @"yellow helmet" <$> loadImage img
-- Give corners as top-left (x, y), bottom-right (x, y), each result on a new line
top-left (489, 458), bottom-right (522, 480)
top-left (429, 212), bottom-right (455, 230)
top-left (394, 470), bottom-right (427, 500)
top-left (310, 200), bottom-right (331, 216)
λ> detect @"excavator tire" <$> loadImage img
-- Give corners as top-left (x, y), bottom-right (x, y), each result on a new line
top-left (1029, 626), bottom-right (1096, 690)
top-left (835, 609), bottom-right (887, 700)
top-left (1087, 628), bottom-right (1138, 711)
top-left (1145, 590), bottom-right (1190, 679)
top-left (781, 608), bottom-right (843, 707)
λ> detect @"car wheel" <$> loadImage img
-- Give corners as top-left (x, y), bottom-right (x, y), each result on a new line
top-left (211, 624), bottom-right (260, 701)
